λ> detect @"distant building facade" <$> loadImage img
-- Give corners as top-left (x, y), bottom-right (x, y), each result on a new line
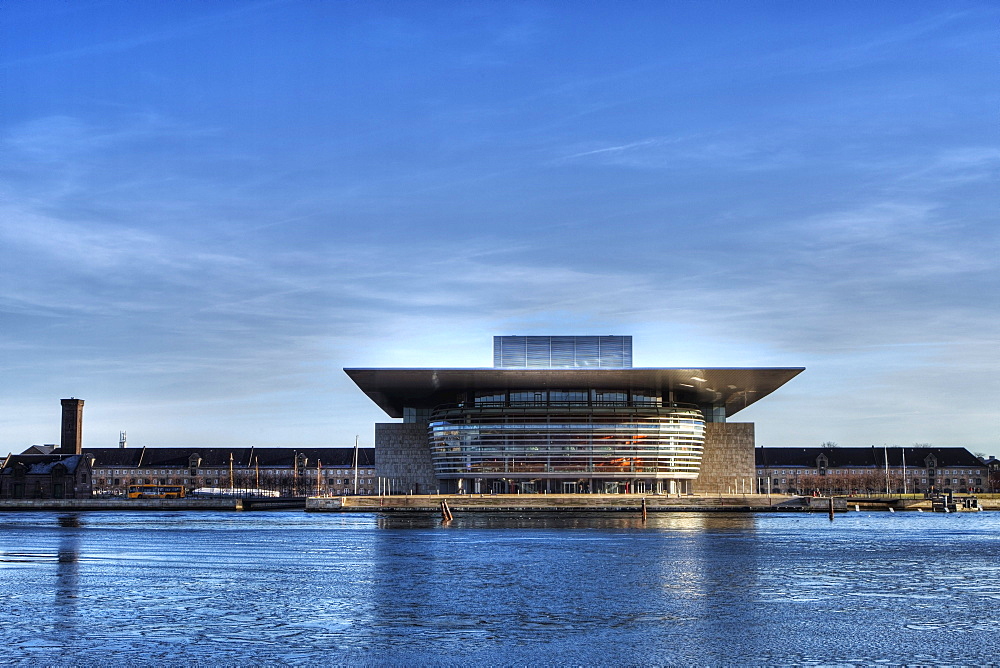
top-left (0, 453), bottom-right (93, 499)
top-left (3, 399), bottom-right (379, 498)
top-left (983, 456), bottom-right (1000, 493)
top-left (86, 447), bottom-right (376, 497)
top-left (8, 445), bottom-right (377, 497)
top-left (756, 447), bottom-right (987, 495)
top-left (347, 335), bottom-right (803, 495)
top-left (0, 397), bottom-right (95, 500)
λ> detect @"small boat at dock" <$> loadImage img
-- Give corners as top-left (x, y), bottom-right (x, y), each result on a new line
top-left (930, 493), bottom-right (980, 513)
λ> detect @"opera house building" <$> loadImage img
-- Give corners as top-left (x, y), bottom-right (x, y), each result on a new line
top-left (346, 336), bottom-right (802, 495)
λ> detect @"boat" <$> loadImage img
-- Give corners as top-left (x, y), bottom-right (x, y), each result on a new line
top-left (930, 493), bottom-right (980, 512)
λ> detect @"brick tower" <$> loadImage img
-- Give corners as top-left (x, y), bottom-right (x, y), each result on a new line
top-left (60, 398), bottom-right (84, 454)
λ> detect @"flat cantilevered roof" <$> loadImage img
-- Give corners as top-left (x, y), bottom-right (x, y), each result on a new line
top-left (344, 367), bottom-right (804, 419)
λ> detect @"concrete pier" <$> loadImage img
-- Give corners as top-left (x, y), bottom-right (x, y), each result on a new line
top-left (4, 494), bottom-right (993, 513)
top-left (0, 497), bottom-right (306, 511)
top-left (306, 493), bottom-right (814, 513)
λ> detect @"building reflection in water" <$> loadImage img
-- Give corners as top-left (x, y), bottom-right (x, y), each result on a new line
top-left (54, 514), bottom-right (81, 643)
top-left (375, 512), bottom-right (757, 531)
top-left (364, 512), bottom-right (767, 663)
top-left (650, 512), bottom-right (764, 661)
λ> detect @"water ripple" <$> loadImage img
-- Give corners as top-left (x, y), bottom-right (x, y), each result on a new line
top-left (2, 510), bottom-right (1000, 665)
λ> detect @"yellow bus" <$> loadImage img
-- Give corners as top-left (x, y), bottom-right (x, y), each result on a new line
top-left (126, 484), bottom-right (185, 499)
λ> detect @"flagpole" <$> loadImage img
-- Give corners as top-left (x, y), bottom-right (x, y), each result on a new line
top-left (902, 447), bottom-right (907, 495)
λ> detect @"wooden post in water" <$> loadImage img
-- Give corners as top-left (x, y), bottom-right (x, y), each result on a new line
top-left (441, 499), bottom-right (453, 522)
top-left (828, 496), bottom-right (835, 521)
top-left (641, 497), bottom-right (647, 523)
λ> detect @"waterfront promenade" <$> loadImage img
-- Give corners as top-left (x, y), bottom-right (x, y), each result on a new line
top-left (306, 492), bottom-right (813, 512)
top-left (0, 497), bottom-right (304, 511)
top-left (0, 493), bottom-right (805, 512)
top-left (3, 493), bottom-right (996, 512)
top-left (309, 493), bottom-right (1000, 512)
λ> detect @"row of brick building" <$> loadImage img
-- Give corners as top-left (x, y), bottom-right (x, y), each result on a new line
top-left (0, 399), bottom-right (379, 499)
top-left (756, 446), bottom-right (1000, 495)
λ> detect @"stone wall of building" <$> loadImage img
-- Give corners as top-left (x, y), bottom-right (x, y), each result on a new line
top-left (0, 454), bottom-right (93, 499)
top-left (375, 422), bottom-right (439, 494)
top-left (691, 422), bottom-right (755, 495)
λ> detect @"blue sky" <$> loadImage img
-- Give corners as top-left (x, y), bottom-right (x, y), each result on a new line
top-left (2, 1), bottom-right (998, 455)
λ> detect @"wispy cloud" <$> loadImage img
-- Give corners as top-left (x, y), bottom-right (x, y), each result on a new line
top-left (2, 2), bottom-right (997, 452)
top-left (893, 146), bottom-right (1000, 187)
top-left (558, 138), bottom-right (664, 161)
top-left (0, 0), bottom-right (291, 70)
top-left (553, 132), bottom-right (801, 172)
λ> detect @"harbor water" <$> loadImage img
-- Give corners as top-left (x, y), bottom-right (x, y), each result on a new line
top-left (2, 510), bottom-right (1000, 665)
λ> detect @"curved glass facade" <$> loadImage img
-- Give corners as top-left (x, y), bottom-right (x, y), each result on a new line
top-left (428, 400), bottom-right (705, 493)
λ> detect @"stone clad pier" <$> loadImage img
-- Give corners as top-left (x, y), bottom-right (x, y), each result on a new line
top-left (306, 493), bottom-right (813, 513)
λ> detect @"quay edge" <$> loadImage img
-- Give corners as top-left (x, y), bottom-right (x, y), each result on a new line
top-left (0, 497), bottom-right (307, 511)
top-left (306, 493), bottom-right (836, 513)
top-left (5, 495), bottom-right (995, 513)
